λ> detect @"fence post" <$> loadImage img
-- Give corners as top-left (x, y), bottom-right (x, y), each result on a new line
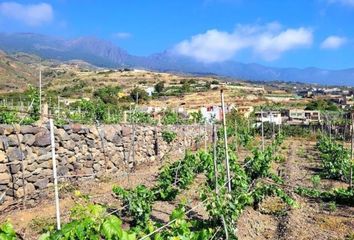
top-left (350, 112), bottom-right (353, 189)
top-left (204, 122), bottom-right (208, 151)
top-left (212, 124), bottom-right (218, 194)
top-left (234, 119), bottom-right (238, 153)
top-left (261, 109), bottom-right (265, 151)
top-left (50, 119), bottom-right (61, 230)
top-left (220, 89), bottom-right (231, 192)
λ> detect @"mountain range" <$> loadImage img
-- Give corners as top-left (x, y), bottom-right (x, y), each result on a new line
top-left (0, 32), bottom-right (353, 86)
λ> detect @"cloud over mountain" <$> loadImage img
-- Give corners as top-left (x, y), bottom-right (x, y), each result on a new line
top-left (173, 22), bottom-right (313, 63)
top-left (0, 2), bottom-right (53, 26)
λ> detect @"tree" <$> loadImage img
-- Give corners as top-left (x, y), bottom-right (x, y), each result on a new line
top-left (93, 86), bottom-right (121, 104)
top-left (305, 99), bottom-right (339, 111)
top-left (154, 81), bottom-right (165, 94)
top-left (130, 87), bottom-right (149, 102)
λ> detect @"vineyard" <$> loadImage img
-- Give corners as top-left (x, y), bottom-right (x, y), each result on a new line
top-left (1, 109), bottom-right (353, 240)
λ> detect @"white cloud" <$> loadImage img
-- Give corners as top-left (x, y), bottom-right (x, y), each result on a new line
top-left (173, 22), bottom-right (313, 63)
top-left (113, 32), bottom-right (132, 39)
top-left (321, 36), bottom-right (347, 49)
top-left (0, 2), bottom-right (53, 26)
top-left (328, 0), bottom-right (354, 7)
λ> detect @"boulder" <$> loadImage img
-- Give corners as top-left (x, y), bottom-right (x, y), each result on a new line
top-left (0, 125), bottom-right (13, 135)
top-left (71, 124), bottom-right (82, 133)
top-left (20, 126), bottom-right (42, 135)
top-left (10, 164), bottom-right (21, 174)
top-left (0, 164), bottom-right (7, 173)
top-left (62, 140), bottom-right (75, 151)
top-left (56, 129), bottom-right (70, 141)
top-left (23, 134), bottom-right (36, 146)
top-left (38, 152), bottom-right (52, 162)
top-left (57, 166), bottom-right (68, 176)
top-left (121, 126), bottom-right (132, 137)
top-left (0, 172), bottom-right (11, 184)
top-left (7, 147), bottom-right (22, 161)
top-left (70, 133), bottom-right (81, 142)
top-left (34, 130), bottom-right (51, 147)
top-left (0, 151), bottom-right (6, 163)
top-left (34, 178), bottom-right (49, 189)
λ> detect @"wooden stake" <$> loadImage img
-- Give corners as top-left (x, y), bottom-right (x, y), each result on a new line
top-left (212, 124), bottom-right (218, 194)
top-left (49, 119), bottom-right (61, 230)
top-left (261, 109), bottom-right (265, 151)
top-left (350, 112), bottom-right (353, 189)
top-left (220, 89), bottom-right (231, 192)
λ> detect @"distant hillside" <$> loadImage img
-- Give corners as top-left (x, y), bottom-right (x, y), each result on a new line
top-left (0, 32), bottom-right (354, 86)
top-left (0, 51), bottom-right (38, 92)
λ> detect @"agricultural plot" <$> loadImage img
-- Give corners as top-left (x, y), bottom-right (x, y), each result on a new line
top-left (1, 122), bottom-right (354, 240)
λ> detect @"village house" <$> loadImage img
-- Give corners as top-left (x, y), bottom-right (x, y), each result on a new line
top-left (235, 106), bottom-right (254, 118)
top-left (288, 109), bottom-right (321, 125)
top-left (254, 111), bottom-right (282, 125)
top-left (200, 104), bottom-right (235, 122)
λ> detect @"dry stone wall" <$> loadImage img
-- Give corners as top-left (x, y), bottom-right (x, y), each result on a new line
top-left (0, 123), bottom-right (212, 209)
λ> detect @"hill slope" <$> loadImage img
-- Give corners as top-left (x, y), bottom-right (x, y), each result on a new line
top-left (0, 32), bottom-right (353, 86)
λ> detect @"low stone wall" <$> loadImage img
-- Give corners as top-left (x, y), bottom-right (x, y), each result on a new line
top-left (0, 123), bottom-right (211, 209)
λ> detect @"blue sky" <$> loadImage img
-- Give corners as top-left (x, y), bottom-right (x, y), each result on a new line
top-left (0, 0), bottom-right (353, 69)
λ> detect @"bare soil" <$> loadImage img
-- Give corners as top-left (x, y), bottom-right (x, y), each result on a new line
top-left (2, 138), bottom-right (354, 240)
top-left (237, 138), bottom-right (354, 240)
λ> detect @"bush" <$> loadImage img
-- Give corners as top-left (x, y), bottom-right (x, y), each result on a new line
top-left (154, 81), bottom-right (165, 94)
top-left (162, 130), bottom-right (177, 144)
top-left (130, 87), bottom-right (149, 102)
top-left (161, 110), bottom-right (179, 125)
top-left (93, 86), bottom-right (121, 104)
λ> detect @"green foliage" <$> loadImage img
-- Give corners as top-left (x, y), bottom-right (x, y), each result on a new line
top-left (113, 185), bottom-right (155, 226)
top-left (245, 134), bottom-right (284, 180)
top-left (0, 108), bottom-right (18, 124)
top-left (154, 81), bottom-right (165, 94)
top-left (93, 86), bottom-right (122, 104)
top-left (41, 203), bottom-right (136, 240)
top-left (190, 110), bottom-right (204, 124)
top-left (60, 81), bottom-right (87, 98)
top-left (0, 222), bottom-right (17, 240)
top-left (161, 130), bottom-right (177, 144)
top-left (296, 187), bottom-right (354, 206)
top-left (311, 175), bottom-right (321, 189)
top-left (251, 184), bottom-right (295, 207)
top-left (128, 111), bottom-right (156, 125)
top-left (316, 135), bottom-right (351, 181)
top-left (152, 203), bottom-right (214, 239)
top-left (27, 85), bottom-right (40, 123)
top-left (305, 99), bottom-right (339, 111)
top-left (130, 87), bottom-right (149, 102)
top-left (161, 110), bottom-right (185, 125)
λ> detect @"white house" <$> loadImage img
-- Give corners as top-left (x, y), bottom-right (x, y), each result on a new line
top-left (255, 111), bottom-right (282, 125)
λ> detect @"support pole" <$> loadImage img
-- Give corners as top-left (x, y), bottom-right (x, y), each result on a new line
top-left (212, 124), bottom-right (218, 194)
top-left (39, 66), bottom-right (42, 119)
top-left (50, 119), bottom-right (61, 230)
top-left (234, 118), bottom-right (238, 153)
top-left (261, 109), bottom-right (265, 151)
top-left (350, 112), bottom-right (353, 189)
top-left (220, 89), bottom-right (231, 192)
top-left (204, 122), bottom-right (208, 151)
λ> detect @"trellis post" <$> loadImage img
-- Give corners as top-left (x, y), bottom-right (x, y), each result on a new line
top-left (49, 119), bottom-right (61, 230)
top-left (220, 89), bottom-right (231, 192)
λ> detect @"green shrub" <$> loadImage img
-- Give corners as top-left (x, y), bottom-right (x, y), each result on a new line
top-left (161, 130), bottom-right (177, 144)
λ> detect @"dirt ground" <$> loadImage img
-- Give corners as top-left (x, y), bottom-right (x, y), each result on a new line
top-left (237, 138), bottom-right (354, 240)
top-left (1, 138), bottom-right (354, 240)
